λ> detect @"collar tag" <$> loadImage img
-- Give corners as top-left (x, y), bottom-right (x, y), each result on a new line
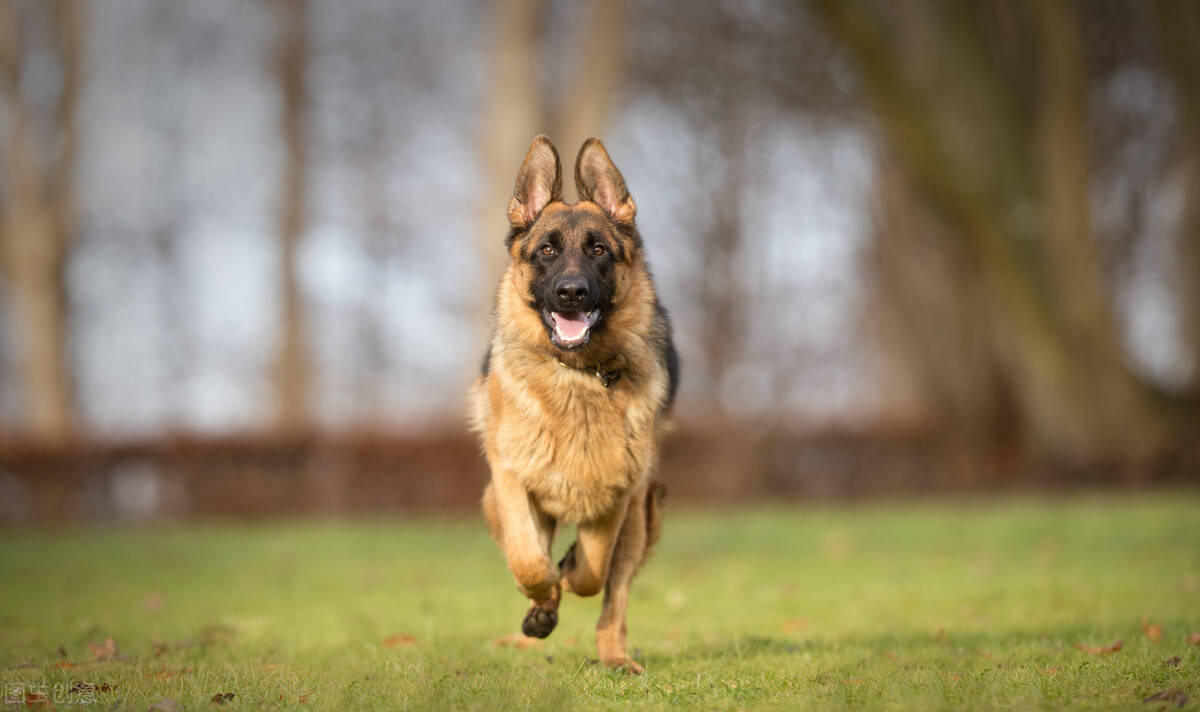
top-left (596, 367), bottom-right (621, 388)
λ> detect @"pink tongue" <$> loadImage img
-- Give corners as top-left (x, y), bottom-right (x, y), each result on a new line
top-left (553, 312), bottom-right (589, 341)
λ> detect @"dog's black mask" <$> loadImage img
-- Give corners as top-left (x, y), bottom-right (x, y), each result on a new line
top-left (528, 225), bottom-right (617, 351)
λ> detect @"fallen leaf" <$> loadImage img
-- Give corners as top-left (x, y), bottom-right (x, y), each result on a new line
top-left (89, 636), bottom-right (128, 662)
top-left (149, 699), bottom-right (177, 712)
top-left (1075, 640), bottom-right (1123, 655)
top-left (493, 633), bottom-right (540, 649)
top-left (382, 633), bottom-right (417, 649)
top-left (149, 665), bottom-right (174, 680)
top-left (297, 693), bottom-right (310, 703)
top-left (1186, 632), bottom-right (1200, 645)
top-left (53, 660), bottom-right (75, 669)
top-left (1142, 688), bottom-right (1188, 708)
top-left (1141, 619), bottom-right (1163, 644)
top-left (210, 692), bottom-right (235, 705)
top-left (199, 625), bottom-right (235, 645)
top-left (24, 691), bottom-right (50, 708)
top-left (781, 618), bottom-right (809, 633)
top-left (1164, 656), bottom-right (1181, 667)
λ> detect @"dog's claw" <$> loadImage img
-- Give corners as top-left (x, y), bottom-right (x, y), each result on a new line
top-left (522, 603), bottom-right (558, 638)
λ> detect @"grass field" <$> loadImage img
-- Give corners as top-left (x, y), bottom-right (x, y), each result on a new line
top-left (1, 493), bottom-right (1198, 710)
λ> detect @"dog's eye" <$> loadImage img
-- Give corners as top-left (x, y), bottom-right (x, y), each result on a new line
top-left (540, 245), bottom-right (556, 257)
top-left (591, 244), bottom-right (606, 257)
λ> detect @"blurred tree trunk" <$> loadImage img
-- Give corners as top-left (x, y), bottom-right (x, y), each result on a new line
top-left (811, 0), bottom-right (1193, 472)
top-left (1029, 0), bottom-right (1176, 475)
top-left (867, 159), bottom-right (1018, 482)
top-left (272, 0), bottom-right (312, 433)
top-left (1154, 0), bottom-right (1200, 393)
top-left (0, 0), bottom-right (82, 442)
top-left (475, 0), bottom-right (546, 315)
top-left (552, 0), bottom-right (630, 194)
top-left (697, 117), bottom-right (745, 414)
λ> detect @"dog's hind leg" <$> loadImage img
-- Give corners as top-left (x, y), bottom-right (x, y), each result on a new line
top-left (593, 479), bottom-right (665, 674)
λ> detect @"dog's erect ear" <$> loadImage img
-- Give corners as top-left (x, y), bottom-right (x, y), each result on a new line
top-left (508, 136), bottom-right (562, 229)
top-left (574, 138), bottom-right (636, 224)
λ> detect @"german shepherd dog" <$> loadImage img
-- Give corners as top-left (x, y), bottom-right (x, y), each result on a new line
top-left (471, 136), bottom-right (678, 674)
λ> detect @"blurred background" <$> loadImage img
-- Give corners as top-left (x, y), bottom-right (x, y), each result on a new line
top-left (1, 0), bottom-right (1197, 523)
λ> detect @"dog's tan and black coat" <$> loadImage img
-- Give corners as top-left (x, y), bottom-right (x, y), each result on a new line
top-left (470, 136), bottom-right (678, 674)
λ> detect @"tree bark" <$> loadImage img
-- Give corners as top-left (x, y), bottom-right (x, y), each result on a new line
top-left (1029, 0), bottom-right (1175, 474)
top-left (551, 0), bottom-right (630, 197)
top-left (0, 0), bottom-right (82, 442)
top-left (810, 0), bottom-right (1191, 471)
top-left (1154, 0), bottom-right (1200, 393)
top-left (272, 0), bottom-right (312, 433)
top-left (475, 0), bottom-right (547, 304)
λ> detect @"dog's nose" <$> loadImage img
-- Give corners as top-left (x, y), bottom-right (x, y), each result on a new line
top-left (555, 278), bottom-right (589, 304)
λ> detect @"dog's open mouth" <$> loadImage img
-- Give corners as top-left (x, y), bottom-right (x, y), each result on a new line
top-left (545, 309), bottom-right (601, 350)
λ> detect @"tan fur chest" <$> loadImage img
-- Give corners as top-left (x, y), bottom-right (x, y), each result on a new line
top-left (476, 352), bottom-right (664, 523)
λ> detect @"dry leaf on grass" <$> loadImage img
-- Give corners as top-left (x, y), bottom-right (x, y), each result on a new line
top-left (200, 625), bottom-right (235, 645)
top-left (781, 618), bottom-right (809, 633)
top-left (1142, 688), bottom-right (1188, 708)
top-left (69, 682), bottom-right (113, 696)
top-left (1075, 640), bottom-right (1123, 655)
top-left (383, 633), bottom-right (418, 648)
top-left (1141, 619), bottom-right (1163, 644)
top-left (297, 693), bottom-right (310, 703)
top-left (1186, 632), bottom-right (1200, 645)
top-left (24, 691), bottom-right (50, 708)
top-left (494, 633), bottom-right (540, 649)
top-left (89, 637), bottom-right (128, 662)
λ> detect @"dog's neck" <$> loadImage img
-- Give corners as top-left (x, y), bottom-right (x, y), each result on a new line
top-left (557, 354), bottom-right (624, 388)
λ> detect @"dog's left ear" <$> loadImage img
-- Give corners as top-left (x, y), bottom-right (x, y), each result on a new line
top-left (575, 138), bottom-right (636, 224)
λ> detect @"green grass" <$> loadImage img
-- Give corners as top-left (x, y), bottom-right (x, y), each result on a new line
top-left (1, 494), bottom-right (1198, 710)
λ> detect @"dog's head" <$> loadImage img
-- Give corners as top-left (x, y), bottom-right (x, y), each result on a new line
top-left (504, 136), bottom-right (639, 352)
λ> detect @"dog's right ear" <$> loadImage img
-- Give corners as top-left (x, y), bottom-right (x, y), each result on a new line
top-left (508, 136), bottom-right (562, 229)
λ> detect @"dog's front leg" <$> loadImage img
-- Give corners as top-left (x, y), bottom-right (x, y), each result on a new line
top-left (490, 472), bottom-right (560, 637)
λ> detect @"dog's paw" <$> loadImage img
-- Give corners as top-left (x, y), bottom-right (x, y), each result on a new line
top-left (602, 656), bottom-right (644, 675)
top-left (521, 602), bottom-right (558, 639)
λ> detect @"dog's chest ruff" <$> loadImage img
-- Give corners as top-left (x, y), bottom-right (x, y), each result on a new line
top-left (490, 356), bottom-right (660, 522)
